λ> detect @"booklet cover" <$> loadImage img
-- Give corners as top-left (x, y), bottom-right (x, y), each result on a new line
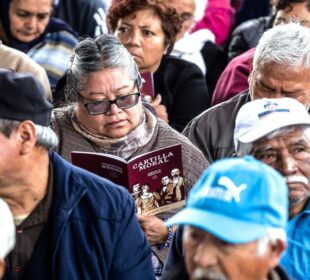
top-left (71, 144), bottom-right (185, 215)
top-left (141, 72), bottom-right (155, 101)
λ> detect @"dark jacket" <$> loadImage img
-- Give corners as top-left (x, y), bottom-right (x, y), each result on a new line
top-left (228, 16), bottom-right (273, 61)
top-left (53, 0), bottom-right (109, 37)
top-left (182, 92), bottom-right (250, 163)
top-left (4, 152), bottom-right (154, 280)
top-left (154, 55), bottom-right (211, 132)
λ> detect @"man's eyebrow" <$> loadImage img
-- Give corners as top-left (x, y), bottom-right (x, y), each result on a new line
top-left (251, 146), bottom-right (275, 154)
top-left (289, 139), bottom-right (310, 146)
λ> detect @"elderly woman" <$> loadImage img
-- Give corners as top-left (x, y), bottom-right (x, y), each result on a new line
top-left (107, 0), bottom-right (210, 132)
top-left (0, 0), bottom-right (78, 89)
top-left (51, 34), bottom-right (208, 276)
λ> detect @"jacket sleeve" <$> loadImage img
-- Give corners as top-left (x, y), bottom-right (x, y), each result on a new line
top-left (162, 225), bottom-right (184, 274)
top-left (110, 194), bottom-right (155, 280)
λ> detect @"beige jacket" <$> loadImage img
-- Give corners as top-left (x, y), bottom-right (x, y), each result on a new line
top-left (0, 43), bottom-right (52, 101)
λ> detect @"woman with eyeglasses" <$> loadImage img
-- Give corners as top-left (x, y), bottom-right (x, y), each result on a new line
top-left (107, 0), bottom-right (210, 132)
top-left (51, 34), bottom-right (209, 277)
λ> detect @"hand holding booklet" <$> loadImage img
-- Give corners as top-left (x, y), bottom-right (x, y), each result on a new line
top-left (71, 144), bottom-right (185, 215)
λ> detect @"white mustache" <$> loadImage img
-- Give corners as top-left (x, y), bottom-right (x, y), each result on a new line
top-left (192, 267), bottom-right (227, 280)
top-left (285, 175), bottom-right (309, 186)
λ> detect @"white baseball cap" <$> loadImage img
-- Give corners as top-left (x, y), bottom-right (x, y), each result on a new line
top-left (234, 98), bottom-right (310, 151)
top-left (0, 198), bottom-right (15, 259)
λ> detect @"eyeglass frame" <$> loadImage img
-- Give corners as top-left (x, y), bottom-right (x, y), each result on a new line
top-left (79, 81), bottom-right (141, 115)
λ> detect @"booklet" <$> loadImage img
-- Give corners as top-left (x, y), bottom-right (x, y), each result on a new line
top-left (141, 72), bottom-right (155, 101)
top-left (71, 144), bottom-right (185, 215)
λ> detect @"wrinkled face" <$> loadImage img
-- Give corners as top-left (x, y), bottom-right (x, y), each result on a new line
top-left (252, 127), bottom-right (310, 218)
top-left (184, 227), bottom-right (275, 280)
top-left (9, 0), bottom-right (52, 42)
top-left (249, 63), bottom-right (310, 109)
top-left (170, 0), bottom-right (196, 40)
top-left (274, 2), bottom-right (310, 28)
top-left (75, 68), bottom-right (143, 138)
top-left (114, 9), bottom-right (168, 73)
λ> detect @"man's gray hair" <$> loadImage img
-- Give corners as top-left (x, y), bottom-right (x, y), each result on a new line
top-left (237, 125), bottom-right (310, 156)
top-left (253, 22), bottom-right (310, 73)
top-left (0, 119), bottom-right (58, 151)
top-left (66, 34), bottom-right (142, 103)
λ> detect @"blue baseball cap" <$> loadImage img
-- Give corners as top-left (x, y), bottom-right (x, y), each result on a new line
top-left (166, 156), bottom-right (288, 243)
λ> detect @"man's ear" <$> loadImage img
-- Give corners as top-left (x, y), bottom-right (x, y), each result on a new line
top-left (268, 239), bottom-right (287, 268)
top-left (16, 121), bottom-right (37, 155)
top-left (0, 260), bottom-right (5, 279)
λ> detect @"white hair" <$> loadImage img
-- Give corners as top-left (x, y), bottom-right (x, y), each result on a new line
top-left (0, 119), bottom-right (58, 151)
top-left (237, 125), bottom-right (310, 156)
top-left (256, 228), bottom-right (286, 256)
top-left (253, 22), bottom-right (310, 73)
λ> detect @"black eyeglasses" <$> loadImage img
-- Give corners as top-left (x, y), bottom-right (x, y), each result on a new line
top-left (81, 92), bottom-right (141, 115)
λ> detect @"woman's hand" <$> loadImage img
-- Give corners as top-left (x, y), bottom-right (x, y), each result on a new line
top-left (137, 215), bottom-right (168, 245)
top-left (150, 94), bottom-right (169, 123)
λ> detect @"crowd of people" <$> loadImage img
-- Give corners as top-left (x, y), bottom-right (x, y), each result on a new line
top-left (0, 0), bottom-right (310, 279)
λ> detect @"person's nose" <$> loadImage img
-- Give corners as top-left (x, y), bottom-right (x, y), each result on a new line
top-left (107, 103), bottom-right (121, 115)
top-left (193, 242), bottom-right (219, 269)
top-left (277, 154), bottom-right (298, 176)
top-left (126, 30), bottom-right (142, 47)
top-left (25, 16), bottom-right (37, 30)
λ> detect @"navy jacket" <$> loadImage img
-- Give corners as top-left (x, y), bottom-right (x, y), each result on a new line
top-left (5, 152), bottom-right (154, 280)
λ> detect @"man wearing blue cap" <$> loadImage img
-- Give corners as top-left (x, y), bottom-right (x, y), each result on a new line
top-left (0, 69), bottom-right (154, 279)
top-left (163, 156), bottom-right (289, 280)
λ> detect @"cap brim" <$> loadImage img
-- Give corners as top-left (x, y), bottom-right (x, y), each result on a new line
top-left (166, 208), bottom-right (270, 244)
top-left (239, 119), bottom-right (310, 144)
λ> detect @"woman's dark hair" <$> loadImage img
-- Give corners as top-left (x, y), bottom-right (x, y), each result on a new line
top-left (276, 0), bottom-right (310, 11)
top-left (107, 0), bottom-right (182, 54)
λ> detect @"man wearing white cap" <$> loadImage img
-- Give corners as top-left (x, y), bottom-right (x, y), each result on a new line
top-left (234, 97), bottom-right (310, 279)
top-left (164, 97), bottom-right (310, 279)
top-left (0, 198), bottom-right (15, 279)
top-left (163, 156), bottom-right (289, 280)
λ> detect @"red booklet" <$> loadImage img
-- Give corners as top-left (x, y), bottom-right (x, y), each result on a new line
top-left (140, 72), bottom-right (155, 101)
top-left (71, 144), bottom-right (185, 215)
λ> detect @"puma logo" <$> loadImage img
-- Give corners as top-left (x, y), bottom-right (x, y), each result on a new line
top-left (218, 177), bottom-right (247, 202)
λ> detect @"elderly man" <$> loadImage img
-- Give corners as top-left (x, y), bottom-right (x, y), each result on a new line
top-left (234, 97), bottom-right (310, 279)
top-left (183, 22), bottom-right (310, 163)
top-left (0, 69), bottom-right (154, 279)
top-left (162, 156), bottom-right (289, 280)
top-left (0, 199), bottom-right (15, 279)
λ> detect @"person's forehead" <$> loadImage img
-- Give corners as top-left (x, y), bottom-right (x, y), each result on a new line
top-left (275, 2), bottom-right (310, 25)
top-left (11, 0), bottom-right (52, 11)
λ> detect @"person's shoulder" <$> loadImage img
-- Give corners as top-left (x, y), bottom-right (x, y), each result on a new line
top-left (52, 105), bottom-right (74, 119)
top-left (51, 105), bottom-right (74, 128)
top-left (191, 92), bottom-right (250, 123)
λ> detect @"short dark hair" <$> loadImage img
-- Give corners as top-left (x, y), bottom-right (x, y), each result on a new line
top-left (276, 0), bottom-right (310, 11)
top-left (107, 0), bottom-right (182, 54)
